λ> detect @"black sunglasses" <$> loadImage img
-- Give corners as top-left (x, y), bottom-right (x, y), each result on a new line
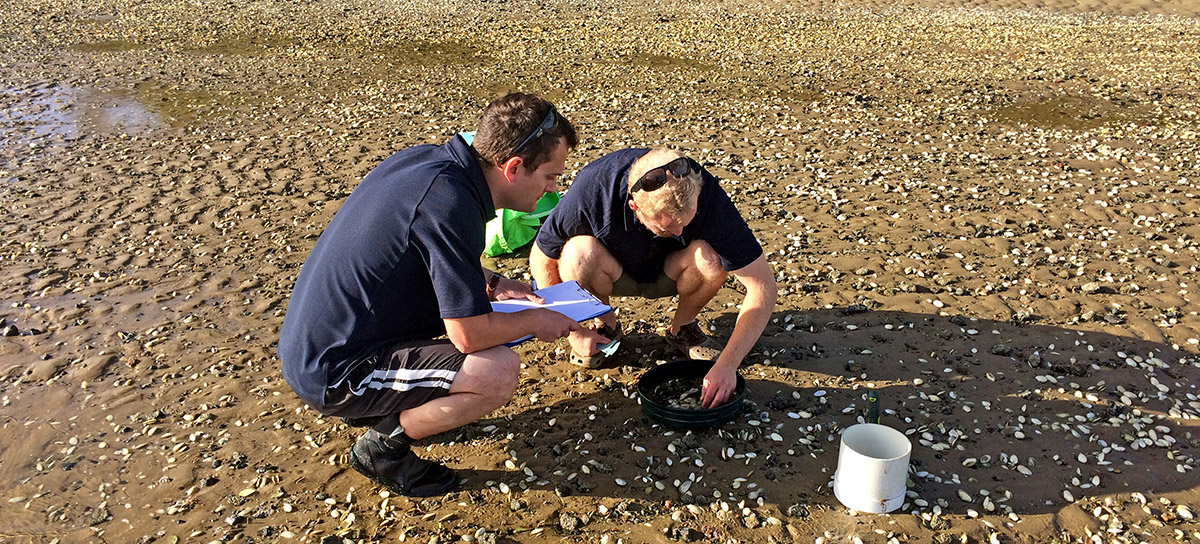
top-left (511, 104), bottom-right (559, 155)
top-left (631, 157), bottom-right (691, 193)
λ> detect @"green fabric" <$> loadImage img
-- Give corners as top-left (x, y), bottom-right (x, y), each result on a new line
top-left (483, 191), bottom-right (560, 257)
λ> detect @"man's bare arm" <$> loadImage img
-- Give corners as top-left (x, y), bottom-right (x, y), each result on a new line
top-left (444, 310), bottom-right (578, 354)
top-left (701, 255), bottom-right (777, 407)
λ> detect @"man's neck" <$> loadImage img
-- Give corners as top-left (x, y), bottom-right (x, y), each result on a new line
top-left (477, 156), bottom-right (508, 210)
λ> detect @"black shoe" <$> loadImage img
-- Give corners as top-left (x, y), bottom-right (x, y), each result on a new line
top-left (340, 415), bottom-right (386, 428)
top-left (349, 430), bottom-right (457, 497)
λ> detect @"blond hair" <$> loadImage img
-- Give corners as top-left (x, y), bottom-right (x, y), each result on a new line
top-left (627, 148), bottom-right (702, 220)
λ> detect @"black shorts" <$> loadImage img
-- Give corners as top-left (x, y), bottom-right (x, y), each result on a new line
top-left (320, 339), bottom-right (467, 435)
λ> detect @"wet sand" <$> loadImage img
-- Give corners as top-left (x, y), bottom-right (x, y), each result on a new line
top-left (2, 0), bottom-right (1200, 542)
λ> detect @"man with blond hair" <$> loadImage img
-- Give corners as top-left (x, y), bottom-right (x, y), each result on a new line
top-left (531, 148), bottom-right (777, 408)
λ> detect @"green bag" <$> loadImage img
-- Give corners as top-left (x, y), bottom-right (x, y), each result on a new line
top-left (484, 191), bottom-right (559, 257)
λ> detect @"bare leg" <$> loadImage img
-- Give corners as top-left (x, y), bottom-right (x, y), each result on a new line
top-left (556, 236), bottom-right (622, 354)
top-left (664, 240), bottom-right (726, 334)
top-left (529, 242), bottom-right (561, 288)
top-left (397, 346), bottom-right (519, 440)
top-left (558, 236), bottom-right (622, 326)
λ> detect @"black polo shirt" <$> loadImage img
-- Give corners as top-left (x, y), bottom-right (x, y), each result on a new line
top-left (279, 135), bottom-right (495, 406)
top-left (536, 148), bottom-right (761, 284)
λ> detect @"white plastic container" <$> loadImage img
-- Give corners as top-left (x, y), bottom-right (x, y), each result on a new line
top-left (833, 423), bottom-right (912, 513)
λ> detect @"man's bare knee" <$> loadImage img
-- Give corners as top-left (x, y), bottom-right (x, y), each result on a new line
top-left (465, 348), bottom-right (520, 405)
top-left (560, 237), bottom-right (621, 285)
top-left (694, 243), bottom-right (725, 283)
top-left (559, 237), bottom-right (601, 269)
top-left (672, 240), bottom-right (723, 286)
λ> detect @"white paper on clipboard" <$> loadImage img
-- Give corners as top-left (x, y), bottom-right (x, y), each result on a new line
top-left (491, 280), bottom-right (612, 346)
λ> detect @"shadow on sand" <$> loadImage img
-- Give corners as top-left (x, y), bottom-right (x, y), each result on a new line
top-left (434, 307), bottom-right (1197, 523)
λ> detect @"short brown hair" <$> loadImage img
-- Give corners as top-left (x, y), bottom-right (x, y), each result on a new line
top-left (473, 93), bottom-right (578, 171)
top-left (629, 148), bottom-right (702, 219)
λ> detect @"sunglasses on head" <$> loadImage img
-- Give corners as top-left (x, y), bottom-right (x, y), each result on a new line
top-left (631, 157), bottom-right (691, 193)
top-left (511, 104), bottom-right (559, 155)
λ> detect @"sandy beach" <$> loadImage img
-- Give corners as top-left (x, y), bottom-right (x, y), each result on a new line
top-left (2, 0), bottom-right (1200, 542)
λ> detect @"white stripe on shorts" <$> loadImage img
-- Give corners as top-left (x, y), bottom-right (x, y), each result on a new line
top-left (349, 367), bottom-right (457, 395)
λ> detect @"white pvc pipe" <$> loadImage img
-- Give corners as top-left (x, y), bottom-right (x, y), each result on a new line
top-left (833, 423), bottom-right (912, 513)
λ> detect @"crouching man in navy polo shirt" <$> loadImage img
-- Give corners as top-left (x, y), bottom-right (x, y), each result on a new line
top-left (531, 148), bottom-right (778, 409)
top-left (279, 93), bottom-right (603, 497)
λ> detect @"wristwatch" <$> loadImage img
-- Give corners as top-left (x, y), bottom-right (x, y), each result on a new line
top-left (486, 271), bottom-right (502, 297)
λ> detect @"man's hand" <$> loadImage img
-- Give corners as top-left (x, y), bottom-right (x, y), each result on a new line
top-left (700, 364), bottom-right (738, 408)
top-left (491, 276), bottom-right (544, 303)
top-left (530, 309), bottom-right (581, 342)
top-left (571, 326), bottom-right (611, 356)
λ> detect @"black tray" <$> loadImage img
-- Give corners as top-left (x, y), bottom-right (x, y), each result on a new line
top-left (636, 359), bottom-right (746, 429)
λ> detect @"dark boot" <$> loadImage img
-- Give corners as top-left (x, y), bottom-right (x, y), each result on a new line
top-left (340, 415), bottom-right (386, 428)
top-left (349, 429), bottom-right (457, 497)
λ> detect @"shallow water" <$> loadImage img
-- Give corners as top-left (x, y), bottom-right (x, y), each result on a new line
top-left (0, 83), bottom-right (165, 150)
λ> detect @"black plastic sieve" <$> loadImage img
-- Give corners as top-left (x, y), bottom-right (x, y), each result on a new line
top-left (636, 359), bottom-right (746, 429)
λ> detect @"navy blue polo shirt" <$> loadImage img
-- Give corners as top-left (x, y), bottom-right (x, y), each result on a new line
top-left (536, 148), bottom-right (761, 284)
top-left (279, 135), bottom-right (495, 407)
